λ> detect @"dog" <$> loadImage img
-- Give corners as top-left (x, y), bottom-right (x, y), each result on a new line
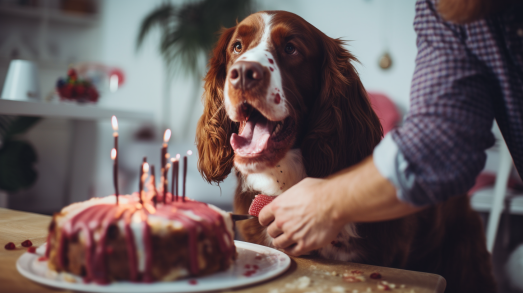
top-left (196, 11), bottom-right (496, 293)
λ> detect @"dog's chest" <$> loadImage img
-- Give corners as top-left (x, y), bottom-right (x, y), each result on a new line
top-left (242, 149), bottom-right (307, 196)
top-left (241, 149), bottom-right (361, 262)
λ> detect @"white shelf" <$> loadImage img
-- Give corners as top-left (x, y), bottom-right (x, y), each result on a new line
top-left (0, 5), bottom-right (99, 26)
top-left (471, 187), bottom-right (523, 215)
top-left (0, 99), bottom-right (153, 121)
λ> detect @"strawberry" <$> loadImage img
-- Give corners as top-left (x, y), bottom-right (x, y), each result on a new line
top-left (248, 194), bottom-right (275, 217)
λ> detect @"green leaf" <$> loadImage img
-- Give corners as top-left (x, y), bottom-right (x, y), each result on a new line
top-left (0, 140), bottom-right (38, 192)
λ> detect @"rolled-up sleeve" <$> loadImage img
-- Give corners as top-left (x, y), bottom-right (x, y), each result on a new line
top-left (375, 0), bottom-right (497, 206)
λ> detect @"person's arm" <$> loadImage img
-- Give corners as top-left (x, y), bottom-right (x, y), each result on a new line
top-left (259, 157), bottom-right (422, 255)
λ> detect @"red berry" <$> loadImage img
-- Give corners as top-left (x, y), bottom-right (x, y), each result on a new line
top-left (248, 194), bottom-right (276, 217)
top-left (253, 264), bottom-right (259, 270)
top-left (67, 68), bottom-right (77, 78)
top-left (27, 247), bottom-right (36, 253)
top-left (188, 279), bottom-right (197, 285)
top-left (370, 272), bottom-right (382, 279)
top-left (4, 242), bottom-right (15, 250)
top-left (245, 264), bottom-right (251, 269)
top-left (21, 240), bottom-right (32, 247)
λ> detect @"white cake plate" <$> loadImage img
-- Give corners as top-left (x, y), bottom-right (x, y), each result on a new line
top-left (17, 241), bottom-right (291, 292)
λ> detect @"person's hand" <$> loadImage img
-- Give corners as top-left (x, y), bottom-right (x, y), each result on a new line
top-left (258, 177), bottom-right (346, 256)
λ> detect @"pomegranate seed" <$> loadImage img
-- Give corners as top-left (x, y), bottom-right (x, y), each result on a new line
top-left (4, 242), bottom-right (15, 250)
top-left (370, 272), bottom-right (382, 279)
top-left (38, 256), bottom-right (48, 262)
top-left (189, 279), bottom-right (197, 285)
top-left (245, 264), bottom-right (251, 269)
top-left (27, 247), bottom-right (37, 253)
top-left (21, 240), bottom-right (33, 247)
top-left (253, 264), bottom-right (259, 270)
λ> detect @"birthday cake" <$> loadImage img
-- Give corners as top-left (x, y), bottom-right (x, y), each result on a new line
top-left (45, 193), bottom-right (236, 283)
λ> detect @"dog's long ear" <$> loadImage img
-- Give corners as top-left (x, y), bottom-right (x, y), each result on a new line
top-left (301, 37), bottom-right (383, 178)
top-left (196, 27), bottom-right (238, 183)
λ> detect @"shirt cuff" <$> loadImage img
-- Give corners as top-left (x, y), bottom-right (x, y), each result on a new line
top-left (373, 133), bottom-right (419, 206)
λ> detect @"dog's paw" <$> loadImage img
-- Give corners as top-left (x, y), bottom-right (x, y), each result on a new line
top-left (248, 194), bottom-right (275, 217)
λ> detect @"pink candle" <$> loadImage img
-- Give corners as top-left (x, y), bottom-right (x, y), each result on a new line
top-left (111, 116), bottom-right (119, 205)
top-left (161, 129), bottom-right (171, 204)
top-left (111, 148), bottom-right (118, 204)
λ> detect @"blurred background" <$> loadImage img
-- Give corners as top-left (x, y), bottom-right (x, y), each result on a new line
top-left (0, 0), bottom-right (522, 291)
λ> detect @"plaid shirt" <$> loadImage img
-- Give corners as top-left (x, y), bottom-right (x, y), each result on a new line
top-left (374, 0), bottom-right (523, 206)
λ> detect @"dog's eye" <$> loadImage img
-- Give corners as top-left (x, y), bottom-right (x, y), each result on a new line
top-left (284, 43), bottom-right (296, 55)
top-left (233, 42), bottom-right (242, 53)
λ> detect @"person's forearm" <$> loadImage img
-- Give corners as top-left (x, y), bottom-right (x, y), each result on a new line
top-left (326, 156), bottom-right (423, 224)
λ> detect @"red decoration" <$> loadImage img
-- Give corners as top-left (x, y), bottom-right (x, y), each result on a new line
top-left (370, 272), bottom-right (382, 279)
top-left (27, 247), bottom-right (37, 253)
top-left (4, 242), bottom-right (15, 250)
top-left (248, 194), bottom-right (275, 217)
top-left (56, 68), bottom-right (100, 103)
top-left (21, 240), bottom-right (32, 247)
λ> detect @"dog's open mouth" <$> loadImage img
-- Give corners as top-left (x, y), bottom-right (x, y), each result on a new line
top-left (230, 103), bottom-right (294, 157)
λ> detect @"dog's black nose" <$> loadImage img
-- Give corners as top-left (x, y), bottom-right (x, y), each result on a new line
top-left (229, 61), bottom-right (264, 90)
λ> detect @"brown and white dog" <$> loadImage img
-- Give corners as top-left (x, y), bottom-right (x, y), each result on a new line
top-left (196, 11), bottom-right (496, 293)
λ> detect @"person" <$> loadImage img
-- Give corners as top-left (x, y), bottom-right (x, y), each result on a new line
top-left (259, 0), bottom-right (523, 256)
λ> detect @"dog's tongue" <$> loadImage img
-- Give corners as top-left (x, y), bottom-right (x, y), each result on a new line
top-left (230, 114), bottom-right (273, 155)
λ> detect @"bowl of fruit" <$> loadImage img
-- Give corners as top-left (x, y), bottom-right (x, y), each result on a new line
top-left (56, 69), bottom-right (99, 103)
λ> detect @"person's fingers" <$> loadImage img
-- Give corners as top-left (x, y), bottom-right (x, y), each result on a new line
top-left (258, 203), bottom-right (275, 226)
top-left (272, 233), bottom-right (295, 249)
top-left (266, 222), bottom-right (283, 238)
top-left (283, 242), bottom-right (306, 256)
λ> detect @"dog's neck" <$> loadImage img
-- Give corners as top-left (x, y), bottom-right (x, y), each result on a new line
top-left (241, 149), bottom-right (307, 196)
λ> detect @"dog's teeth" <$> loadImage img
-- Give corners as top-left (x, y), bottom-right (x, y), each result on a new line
top-left (273, 123), bottom-right (282, 134)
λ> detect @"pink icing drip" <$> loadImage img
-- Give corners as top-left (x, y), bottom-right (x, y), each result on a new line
top-left (142, 220), bottom-right (153, 282)
top-left (123, 209), bottom-right (138, 281)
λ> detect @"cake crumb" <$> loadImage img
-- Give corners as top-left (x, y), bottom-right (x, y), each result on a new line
top-left (366, 288), bottom-right (372, 292)
top-left (331, 286), bottom-right (346, 293)
top-left (297, 276), bottom-right (311, 289)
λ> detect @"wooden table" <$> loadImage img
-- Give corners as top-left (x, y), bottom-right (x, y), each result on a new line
top-left (0, 208), bottom-right (446, 293)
